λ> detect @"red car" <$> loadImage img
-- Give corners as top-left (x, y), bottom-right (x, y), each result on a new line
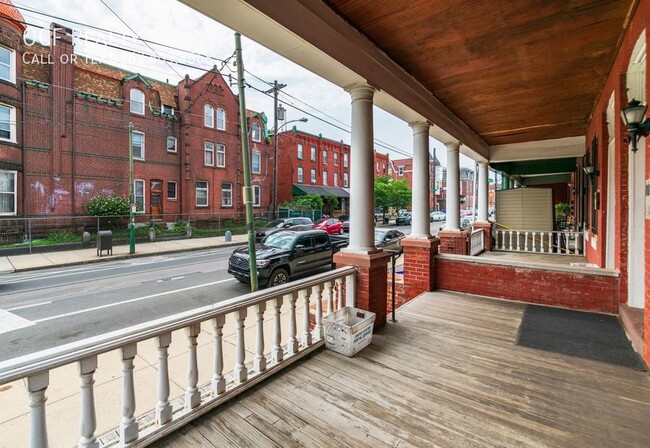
top-left (313, 218), bottom-right (344, 235)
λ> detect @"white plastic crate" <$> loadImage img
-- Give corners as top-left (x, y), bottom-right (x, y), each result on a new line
top-left (323, 307), bottom-right (375, 357)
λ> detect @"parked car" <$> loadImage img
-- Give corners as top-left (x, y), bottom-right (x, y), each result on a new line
top-left (396, 212), bottom-right (412, 225)
top-left (313, 218), bottom-right (344, 235)
top-left (229, 229), bottom-right (348, 287)
top-left (254, 217), bottom-right (313, 242)
top-left (430, 211), bottom-right (446, 222)
top-left (375, 229), bottom-right (405, 251)
top-left (337, 215), bottom-right (350, 232)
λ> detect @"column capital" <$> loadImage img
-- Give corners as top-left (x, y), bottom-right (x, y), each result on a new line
top-left (409, 121), bottom-right (430, 135)
top-left (346, 83), bottom-right (375, 101)
top-left (478, 160), bottom-right (489, 167)
top-left (444, 141), bottom-right (460, 151)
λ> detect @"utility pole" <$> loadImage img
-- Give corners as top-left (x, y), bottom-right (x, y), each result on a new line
top-left (235, 32), bottom-right (259, 292)
top-left (128, 122), bottom-right (135, 254)
top-left (265, 80), bottom-right (286, 220)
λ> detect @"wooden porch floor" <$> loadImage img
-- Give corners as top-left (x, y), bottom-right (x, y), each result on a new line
top-left (158, 291), bottom-right (650, 448)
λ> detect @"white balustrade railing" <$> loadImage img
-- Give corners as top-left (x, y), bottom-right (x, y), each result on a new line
top-left (469, 228), bottom-right (485, 256)
top-left (495, 229), bottom-right (584, 255)
top-left (0, 267), bottom-right (357, 448)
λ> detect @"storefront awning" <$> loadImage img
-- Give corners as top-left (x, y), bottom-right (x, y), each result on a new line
top-left (293, 184), bottom-right (350, 198)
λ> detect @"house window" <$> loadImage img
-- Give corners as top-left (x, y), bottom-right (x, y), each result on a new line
top-left (204, 104), bottom-right (214, 128)
top-left (0, 170), bottom-right (16, 215)
top-left (253, 185), bottom-right (261, 207)
top-left (323, 170), bottom-right (328, 186)
top-left (343, 172), bottom-right (349, 187)
top-left (311, 169), bottom-right (316, 184)
top-left (251, 123), bottom-right (261, 142)
top-left (297, 143), bottom-right (303, 160)
top-left (0, 104), bottom-right (16, 142)
top-left (376, 162), bottom-right (379, 172)
top-left (167, 181), bottom-right (177, 200)
top-left (222, 182), bottom-right (232, 207)
top-left (323, 150), bottom-right (328, 164)
top-left (334, 152), bottom-right (338, 165)
top-left (196, 181), bottom-right (208, 207)
top-left (252, 150), bottom-right (261, 174)
top-left (167, 136), bottom-right (177, 153)
top-left (388, 165), bottom-right (392, 175)
top-left (590, 136), bottom-right (599, 234)
top-left (334, 172), bottom-right (339, 187)
top-left (134, 179), bottom-right (145, 213)
top-left (204, 141), bottom-right (214, 166)
top-left (398, 166), bottom-right (404, 176)
top-left (297, 167), bottom-right (303, 184)
top-left (162, 104), bottom-right (175, 116)
top-left (216, 144), bottom-right (226, 167)
top-left (130, 88), bottom-right (145, 115)
top-left (216, 108), bottom-right (225, 130)
top-left (311, 146), bottom-right (316, 162)
top-left (343, 153), bottom-right (348, 167)
top-left (132, 131), bottom-right (144, 160)
top-left (0, 46), bottom-right (15, 83)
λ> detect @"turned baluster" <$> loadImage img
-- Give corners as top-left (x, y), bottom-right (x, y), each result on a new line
top-left (211, 315), bottom-right (226, 396)
top-left (254, 303), bottom-right (267, 373)
top-left (155, 333), bottom-right (172, 425)
top-left (78, 356), bottom-right (98, 448)
top-left (184, 324), bottom-right (201, 410)
top-left (119, 344), bottom-right (138, 444)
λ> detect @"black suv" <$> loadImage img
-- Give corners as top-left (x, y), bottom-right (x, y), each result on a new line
top-left (254, 217), bottom-right (313, 242)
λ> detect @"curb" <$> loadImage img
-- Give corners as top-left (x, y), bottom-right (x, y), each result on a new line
top-left (10, 241), bottom-right (247, 273)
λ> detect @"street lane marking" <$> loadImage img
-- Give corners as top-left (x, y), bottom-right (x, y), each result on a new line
top-left (6, 301), bottom-right (52, 311)
top-left (34, 278), bottom-right (237, 323)
top-left (171, 276), bottom-right (185, 280)
top-left (0, 309), bottom-right (35, 334)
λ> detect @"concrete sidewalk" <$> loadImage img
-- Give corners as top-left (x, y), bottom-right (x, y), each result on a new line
top-left (0, 234), bottom-right (249, 273)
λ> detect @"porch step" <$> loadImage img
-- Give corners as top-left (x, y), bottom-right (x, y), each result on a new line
top-left (619, 304), bottom-right (645, 358)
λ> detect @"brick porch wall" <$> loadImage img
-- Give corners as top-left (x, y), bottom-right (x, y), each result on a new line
top-left (435, 255), bottom-right (619, 314)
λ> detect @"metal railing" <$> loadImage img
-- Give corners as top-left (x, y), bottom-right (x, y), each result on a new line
top-left (0, 267), bottom-right (356, 447)
top-left (495, 229), bottom-right (584, 255)
top-left (469, 228), bottom-right (485, 256)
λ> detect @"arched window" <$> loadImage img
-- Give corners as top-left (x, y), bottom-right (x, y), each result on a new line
top-left (130, 88), bottom-right (145, 115)
top-left (204, 104), bottom-right (214, 128)
top-left (216, 108), bottom-right (226, 130)
top-left (251, 123), bottom-right (261, 142)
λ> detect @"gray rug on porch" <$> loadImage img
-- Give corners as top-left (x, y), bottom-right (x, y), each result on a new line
top-left (516, 305), bottom-right (647, 371)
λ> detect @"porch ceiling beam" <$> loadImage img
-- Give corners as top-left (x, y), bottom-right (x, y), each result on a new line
top-left (179, 0), bottom-right (489, 160)
top-left (491, 158), bottom-right (577, 176)
top-left (521, 173), bottom-right (573, 186)
top-left (489, 136), bottom-right (585, 162)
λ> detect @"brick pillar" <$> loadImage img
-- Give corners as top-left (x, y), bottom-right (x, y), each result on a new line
top-left (401, 237), bottom-right (439, 299)
top-left (334, 251), bottom-right (391, 329)
top-left (437, 230), bottom-right (469, 255)
top-left (472, 221), bottom-right (493, 252)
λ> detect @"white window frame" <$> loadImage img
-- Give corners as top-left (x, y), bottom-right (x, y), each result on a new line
top-left (310, 168), bottom-right (316, 184)
top-left (252, 150), bottom-right (261, 174)
top-left (297, 167), bottom-right (304, 184)
top-left (252, 185), bottom-right (261, 207)
top-left (297, 143), bottom-right (304, 160)
top-left (310, 146), bottom-right (316, 162)
top-left (132, 131), bottom-right (145, 160)
top-left (0, 104), bottom-right (16, 143)
top-left (196, 181), bottom-right (209, 207)
top-left (134, 179), bottom-right (145, 213)
top-left (398, 166), bottom-right (404, 176)
top-left (323, 149), bottom-right (328, 164)
top-left (343, 172), bottom-right (349, 188)
top-left (167, 181), bottom-right (177, 200)
top-left (204, 141), bottom-right (215, 166)
top-left (216, 144), bottom-right (226, 168)
top-left (0, 170), bottom-right (17, 215)
top-left (166, 136), bottom-right (177, 153)
top-left (130, 88), bottom-right (145, 115)
top-left (0, 46), bottom-right (15, 84)
top-left (251, 123), bottom-right (261, 142)
top-left (162, 104), bottom-right (175, 116)
top-left (343, 153), bottom-right (348, 168)
top-left (216, 108), bottom-right (225, 130)
top-left (334, 152), bottom-right (338, 165)
top-left (204, 104), bottom-right (214, 128)
top-left (323, 170), bottom-right (328, 186)
top-left (221, 182), bottom-right (233, 207)
top-left (334, 172), bottom-right (339, 187)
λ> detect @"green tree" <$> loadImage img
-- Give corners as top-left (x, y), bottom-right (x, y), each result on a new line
top-left (292, 194), bottom-right (324, 210)
top-left (85, 195), bottom-right (130, 231)
top-left (322, 194), bottom-right (339, 215)
top-left (374, 176), bottom-right (411, 216)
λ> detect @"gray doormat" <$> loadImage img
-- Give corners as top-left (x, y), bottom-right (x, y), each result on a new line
top-left (516, 305), bottom-right (647, 371)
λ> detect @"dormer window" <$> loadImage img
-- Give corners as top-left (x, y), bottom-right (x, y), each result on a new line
top-left (130, 88), bottom-right (145, 115)
top-left (251, 123), bottom-right (261, 142)
top-left (0, 46), bottom-right (15, 84)
top-left (216, 108), bottom-right (225, 130)
top-left (204, 104), bottom-right (214, 128)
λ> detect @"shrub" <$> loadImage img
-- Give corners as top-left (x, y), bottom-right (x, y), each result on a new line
top-left (170, 220), bottom-right (188, 234)
top-left (86, 195), bottom-right (131, 216)
top-left (45, 231), bottom-right (77, 244)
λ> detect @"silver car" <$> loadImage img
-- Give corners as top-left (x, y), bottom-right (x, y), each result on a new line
top-left (375, 229), bottom-right (405, 251)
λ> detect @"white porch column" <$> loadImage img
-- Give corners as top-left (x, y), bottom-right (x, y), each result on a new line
top-left (445, 141), bottom-right (461, 230)
top-left (410, 122), bottom-right (431, 238)
top-left (477, 162), bottom-right (489, 222)
top-left (509, 177), bottom-right (516, 189)
top-left (347, 84), bottom-right (376, 252)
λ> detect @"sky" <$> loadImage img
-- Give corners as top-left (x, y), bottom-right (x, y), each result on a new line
top-left (17, 0), bottom-right (475, 168)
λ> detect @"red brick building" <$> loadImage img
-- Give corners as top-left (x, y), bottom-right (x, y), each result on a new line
top-left (391, 155), bottom-right (443, 210)
top-left (0, 14), bottom-right (273, 220)
top-left (373, 151), bottom-right (390, 177)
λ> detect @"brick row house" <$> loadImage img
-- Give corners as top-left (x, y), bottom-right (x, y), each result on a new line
top-left (0, 13), bottom-right (273, 222)
top-left (391, 155), bottom-right (445, 211)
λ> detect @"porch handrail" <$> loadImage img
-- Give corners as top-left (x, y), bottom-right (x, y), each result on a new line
top-left (0, 266), bottom-right (357, 447)
top-left (469, 228), bottom-right (484, 256)
top-left (494, 226), bottom-right (583, 255)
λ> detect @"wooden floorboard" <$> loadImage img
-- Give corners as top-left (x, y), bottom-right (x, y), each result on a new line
top-left (155, 291), bottom-right (650, 448)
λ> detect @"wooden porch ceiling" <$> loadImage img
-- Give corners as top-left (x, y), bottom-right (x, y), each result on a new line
top-left (326, 0), bottom-right (635, 146)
